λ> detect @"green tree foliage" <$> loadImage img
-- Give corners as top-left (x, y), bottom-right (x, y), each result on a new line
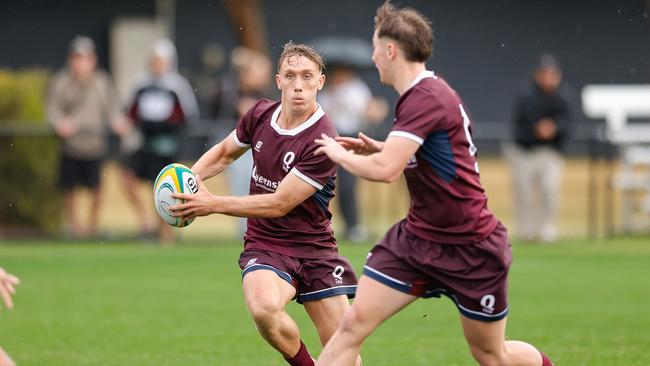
top-left (0, 69), bottom-right (61, 235)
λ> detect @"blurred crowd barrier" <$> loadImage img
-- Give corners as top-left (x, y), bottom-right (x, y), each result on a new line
top-left (67, 156), bottom-right (637, 241)
top-left (0, 120), bottom-right (636, 242)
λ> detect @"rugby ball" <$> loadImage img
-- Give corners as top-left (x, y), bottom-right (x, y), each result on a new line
top-left (153, 163), bottom-right (199, 227)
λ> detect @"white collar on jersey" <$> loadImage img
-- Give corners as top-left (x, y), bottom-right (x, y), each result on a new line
top-left (407, 70), bottom-right (437, 90)
top-left (270, 103), bottom-right (325, 136)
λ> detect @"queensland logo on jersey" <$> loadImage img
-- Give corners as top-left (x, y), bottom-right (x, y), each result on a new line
top-left (254, 140), bottom-right (263, 152)
top-left (251, 165), bottom-right (280, 192)
top-left (282, 151), bottom-right (296, 172)
top-left (406, 155), bottom-right (418, 169)
top-left (480, 294), bottom-right (496, 314)
top-left (332, 266), bottom-right (345, 285)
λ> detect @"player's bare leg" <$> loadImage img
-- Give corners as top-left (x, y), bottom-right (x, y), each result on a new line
top-left (304, 295), bottom-right (361, 366)
top-left (0, 347), bottom-right (15, 366)
top-left (460, 315), bottom-right (552, 365)
top-left (242, 270), bottom-right (309, 362)
top-left (316, 275), bottom-right (417, 366)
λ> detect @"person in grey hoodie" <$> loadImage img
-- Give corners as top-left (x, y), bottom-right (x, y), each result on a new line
top-left (121, 38), bottom-right (199, 243)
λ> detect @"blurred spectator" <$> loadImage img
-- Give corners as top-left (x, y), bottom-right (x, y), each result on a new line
top-left (213, 47), bottom-right (276, 236)
top-left (46, 36), bottom-right (128, 239)
top-left (121, 39), bottom-right (199, 243)
top-left (506, 54), bottom-right (574, 242)
top-left (194, 43), bottom-right (227, 118)
top-left (318, 65), bottom-right (388, 241)
top-left (0, 266), bottom-right (20, 366)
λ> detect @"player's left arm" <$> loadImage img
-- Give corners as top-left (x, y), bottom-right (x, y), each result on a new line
top-left (170, 171), bottom-right (317, 220)
top-left (191, 131), bottom-right (249, 180)
top-left (315, 133), bottom-right (419, 183)
top-left (0, 266), bottom-right (20, 310)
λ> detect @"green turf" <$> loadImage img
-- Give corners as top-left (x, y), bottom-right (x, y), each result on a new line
top-left (1, 237), bottom-right (649, 365)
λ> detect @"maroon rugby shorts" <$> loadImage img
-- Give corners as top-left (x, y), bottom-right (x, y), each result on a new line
top-left (239, 249), bottom-right (357, 304)
top-left (364, 220), bottom-right (512, 322)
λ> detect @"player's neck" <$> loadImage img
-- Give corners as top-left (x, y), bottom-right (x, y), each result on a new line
top-left (393, 63), bottom-right (427, 95)
top-left (277, 102), bottom-right (319, 129)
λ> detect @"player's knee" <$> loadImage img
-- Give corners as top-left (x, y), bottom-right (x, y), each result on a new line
top-left (469, 345), bottom-right (505, 366)
top-left (247, 298), bottom-right (283, 326)
top-left (338, 306), bottom-right (371, 339)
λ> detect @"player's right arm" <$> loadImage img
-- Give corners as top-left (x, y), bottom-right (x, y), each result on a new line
top-left (335, 132), bottom-right (384, 155)
top-left (191, 131), bottom-right (249, 180)
top-left (170, 169), bottom-right (317, 220)
top-left (316, 133), bottom-right (418, 183)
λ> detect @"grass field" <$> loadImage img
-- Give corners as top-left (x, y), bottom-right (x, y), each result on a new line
top-left (1, 237), bottom-right (649, 366)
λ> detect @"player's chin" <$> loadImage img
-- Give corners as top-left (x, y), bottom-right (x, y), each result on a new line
top-left (289, 102), bottom-right (309, 114)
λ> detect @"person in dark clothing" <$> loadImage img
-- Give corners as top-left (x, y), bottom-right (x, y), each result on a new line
top-left (121, 39), bottom-right (199, 243)
top-left (318, 65), bottom-right (388, 242)
top-left (506, 54), bottom-right (574, 242)
top-left (211, 47), bottom-right (277, 237)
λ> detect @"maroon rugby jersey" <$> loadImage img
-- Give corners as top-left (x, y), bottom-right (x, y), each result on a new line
top-left (233, 99), bottom-right (339, 258)
top-left (389, 71), bottom-right (499, 244)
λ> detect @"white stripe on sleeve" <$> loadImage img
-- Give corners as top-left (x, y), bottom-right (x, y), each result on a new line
top-left (388, 131), bottom-right (424, 145)
top-left (290, 168), bottom-right (324, 190)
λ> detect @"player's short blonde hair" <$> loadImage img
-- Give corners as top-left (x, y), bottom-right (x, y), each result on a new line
top-left (277, 41), bottom-right (325, 73)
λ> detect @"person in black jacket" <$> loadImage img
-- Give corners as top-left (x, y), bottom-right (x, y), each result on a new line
top-left (121, 39), bottom-right (199, 243)
top-left (507, 54), bottom-right (574, 242)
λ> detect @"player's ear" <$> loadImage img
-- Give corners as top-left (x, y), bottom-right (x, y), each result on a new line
top-left (386, 43), bottom-right (396, 59)
top-left (317, 73), bottom-right (326, 90)
top-left (275, 74), bottom-right (281, 90)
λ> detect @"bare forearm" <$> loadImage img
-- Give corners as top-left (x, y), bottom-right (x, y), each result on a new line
top-left (338, 151), bottom-right (400, 183)
top-left (192, 143), bottom-right (238, 180)
top-left (212, 194), bottom-right (290, 218)
top-left (171, 165), bottom-right (315, 221)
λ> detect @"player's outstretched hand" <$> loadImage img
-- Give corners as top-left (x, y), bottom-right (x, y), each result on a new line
top-left (0, 267), bottom-right (20, 311)
top-left (315, 134), bottom-right (350, 163)
top-left (0, 346), bottom-right (16, 366)
top-left (170, 175), bottom-right (216, 221)
top-left (335, 132), bottom-right (383, 155)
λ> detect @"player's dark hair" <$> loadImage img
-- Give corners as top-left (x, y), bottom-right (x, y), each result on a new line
top-left (374, 1), bottom-right (433, 62)
top-left (277, 41), bottom-right (326, 73)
